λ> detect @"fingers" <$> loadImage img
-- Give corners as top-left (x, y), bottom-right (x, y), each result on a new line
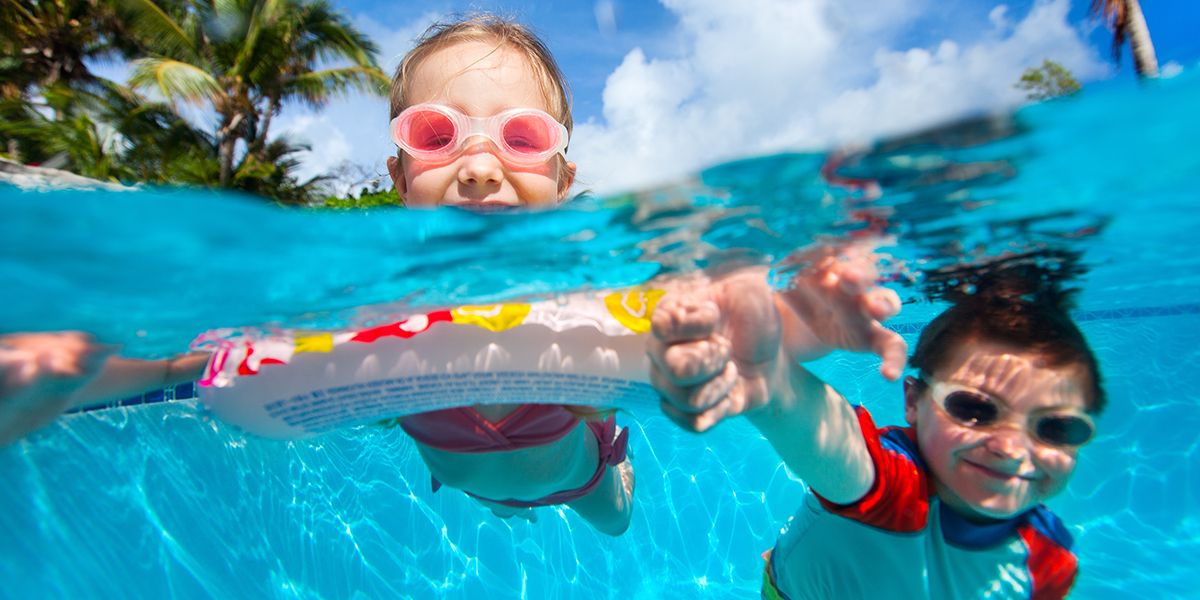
top-left (650, 271), bottom-right (782, 434)
top-left (658, 370), bottom-right (769, 433)
top-left (861, 287), bottom-right (901, 322)
top-left (833, 260), bottom-right (877, 297)
top-left (871, 324), bottom-right (909, 381)
top-left (650, 293), bottom-right (719, 344)
top-left (0, 333), bottom-right (116, 395)
top-left (650, 360), bottom-right (738, 414)
top-left (660, 398), bottom-right (723, 433)
top-left (646, 335), bottom-right (732, 387)
top-left (0, 346), bottom-right (39, 386)
top-left (659, 392), bottom-right (734, 433)
top-left (37, 334), bottom-right (115, 378)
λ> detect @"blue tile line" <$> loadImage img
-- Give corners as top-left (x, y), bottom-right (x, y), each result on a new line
top-left (886, 302), bottom-right (1200, 334)
top-left (70, 302), bottom-right (1200, 414)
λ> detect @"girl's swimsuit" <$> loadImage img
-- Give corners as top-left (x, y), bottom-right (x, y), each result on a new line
top-left (400, 405), bottom-right (629, 508)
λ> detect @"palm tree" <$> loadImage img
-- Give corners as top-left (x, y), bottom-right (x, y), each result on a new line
top-left (245, 0), bottom-right (386, 160)
top-left (0, 80), bottom-right (212, 182)
top-left (120, 0), bottom-right (388, 186)
top-left (231, 136), bottom-right (332, 204)
top-left (0, 0), bottom-right (117, 99)
top-left (1090, 0), bottom-right (1159, 78)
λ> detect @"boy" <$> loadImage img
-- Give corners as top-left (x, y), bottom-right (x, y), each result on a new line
top-left (648, 246), bottom-right (1101, 598)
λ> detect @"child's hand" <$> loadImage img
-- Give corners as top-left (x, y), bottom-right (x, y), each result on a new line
top-left (779, 244), bottom-right (908, 380)
top-left (649, 269), bottom-right (784, 432)
top-left (0, 332), bottom-right (116, 447)
top-left (648, 245), bottom-right (907, 433)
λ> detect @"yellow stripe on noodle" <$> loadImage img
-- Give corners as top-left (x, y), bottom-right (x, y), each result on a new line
top-left (604, 289), bottom-right (665, 333)
top-left (451, 304), bottom-right (532, 331)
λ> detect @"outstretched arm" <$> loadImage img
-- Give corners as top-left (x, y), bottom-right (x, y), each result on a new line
top-left (0, 332), bottom-right (208, 447)
top-left (648, 247), bottom-right (906, 503)
top-left (776, 244), bottom-right (908, 378)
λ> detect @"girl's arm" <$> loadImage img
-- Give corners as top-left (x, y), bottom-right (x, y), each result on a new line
top-left (69, 352), bottom-right (210, 410)
top-left (0, 332), bottom-right (209, 446)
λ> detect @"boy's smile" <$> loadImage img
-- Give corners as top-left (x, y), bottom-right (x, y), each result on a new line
top-left (905, 339), bottom-right (1093, 521)
top-left (386, 40), bottom-right (575, 208)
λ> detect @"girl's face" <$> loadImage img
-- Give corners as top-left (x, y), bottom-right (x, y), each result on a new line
top-left (386, 41), bottom-right (575, 209)
top-left (904, 339), bottom-right (1093, 521)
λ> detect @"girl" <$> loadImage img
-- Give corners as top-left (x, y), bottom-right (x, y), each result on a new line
top-left (0, 16), bottom-right (635, 537)
top-left (381, 16), bottom-right (633, 535)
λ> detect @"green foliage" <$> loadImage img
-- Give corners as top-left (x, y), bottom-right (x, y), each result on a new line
top-left (1016, 59), bottom-right (1082, 101)
top-left (121, 0), bottom-right (389, 186)
top-left (0, 81), bottom-right (213, 183)
top-left (0, 0), bottom-right (388, 205)
top-left (320, 189), bottom-right (402, 210)
top-left (229, 138), bottom-right (333, 205)
top-left (0, 0), bottom-right (132, 101)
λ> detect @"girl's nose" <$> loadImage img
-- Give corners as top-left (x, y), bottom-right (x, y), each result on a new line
top-left (457, 142), bottom-right (504, 188)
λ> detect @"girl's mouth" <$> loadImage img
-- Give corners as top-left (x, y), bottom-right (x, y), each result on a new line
top-left (450, 200), bottom-right (520, 211)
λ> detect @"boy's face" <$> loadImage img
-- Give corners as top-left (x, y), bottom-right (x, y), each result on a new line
top-left (386, 41), bottom-right (575, 209)
top-left (904, 338), bottom-right (1093, 521)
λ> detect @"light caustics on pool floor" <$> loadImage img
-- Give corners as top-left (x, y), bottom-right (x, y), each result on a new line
top-left (0, 309), bottom-right (1195, 599)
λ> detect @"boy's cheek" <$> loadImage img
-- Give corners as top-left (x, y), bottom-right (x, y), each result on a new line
top-left (1033, 448), bottom-right (1078, 495)
top-left (921, 413), bottom-right (982, 452)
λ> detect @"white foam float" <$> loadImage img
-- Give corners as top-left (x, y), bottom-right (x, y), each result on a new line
top-left (193, 290), bottom-right (664, 439)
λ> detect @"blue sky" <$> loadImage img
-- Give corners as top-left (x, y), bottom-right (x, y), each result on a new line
top-left (255, 0), bottom-right (1198, 194)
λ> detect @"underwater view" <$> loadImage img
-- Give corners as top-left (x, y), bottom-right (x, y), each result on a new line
top-left (2, 62), bottom-right (1198, 600)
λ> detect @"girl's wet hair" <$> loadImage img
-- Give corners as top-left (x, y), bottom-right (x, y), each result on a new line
top-left (910, 256), bottom-right (1107, 413)
top-left (388, 14), bottom-right (572, 135)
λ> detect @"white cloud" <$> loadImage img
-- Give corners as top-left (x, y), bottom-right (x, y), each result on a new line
top-left (274, 114), bottom-right (351, 180)
top-left (594, 0), bottom-right (618, 36)
top-left (1161, 61), bottom-right (1184, 78)
top-left (572, 0), bottom-right (1107, 194)
top-left (989, 5), bottom-right (1012, 31)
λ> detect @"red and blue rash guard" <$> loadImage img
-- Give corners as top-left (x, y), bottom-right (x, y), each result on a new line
top-left (767, 407), bottom-right (1078, 600)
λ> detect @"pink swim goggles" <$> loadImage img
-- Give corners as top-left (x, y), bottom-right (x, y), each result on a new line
top-left (390, 104), bottom-right (569, 167)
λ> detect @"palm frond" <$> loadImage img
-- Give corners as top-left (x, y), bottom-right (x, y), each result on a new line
top-left (129, 57), bottom-right (222, 104)
top-left (230, 0), bottom-right (287, 79)
top-left (115, 0), bottom-right (201, 63)
top-left (1089, 0), bottom-right (1130, 59)
top-left (289, 1), bottom-right (380, 67)
top-left (285, 66), bottom-right (388, 107)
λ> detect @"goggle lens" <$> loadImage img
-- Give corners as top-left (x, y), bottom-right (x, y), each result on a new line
top-left (392, 104), bottom-right (567, 165)
top-left (502, 113), bottom-right (556, 155)
top-left (938, 390), bottom-right (1094, 448)
top-left (943, 391), bottom-right (1000, 426)
top-left (1035, 414), bottom-right (1095, 447)
top-left (404, 111), bottom-right (456, 152)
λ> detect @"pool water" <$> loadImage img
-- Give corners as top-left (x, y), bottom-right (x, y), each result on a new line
top-left (2, 70), bottom-right (1198, 598)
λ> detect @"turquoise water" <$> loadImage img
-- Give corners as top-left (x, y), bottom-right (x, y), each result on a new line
top-left (2, 70), bottom-right (1199, 598)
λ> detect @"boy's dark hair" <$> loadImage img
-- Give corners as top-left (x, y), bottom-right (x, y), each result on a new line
top-left (909, 258), bottom-right (1106, 414)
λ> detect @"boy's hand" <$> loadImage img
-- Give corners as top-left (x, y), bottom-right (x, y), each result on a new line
top-left (0, 332), bottom-right (116, 447)
top-left (779, 244), bottom-right (907, 380)
top-left (649, 269), bottom-right (784, 432)
top-left (648, 244), bottom-right (908, 433)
